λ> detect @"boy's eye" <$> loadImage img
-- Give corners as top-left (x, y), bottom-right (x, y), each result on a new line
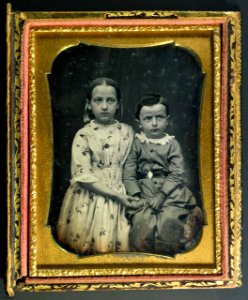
top-left (156, 115), bottom-right (166, 120)
top-left (143, 116), bottom-right (152, 121)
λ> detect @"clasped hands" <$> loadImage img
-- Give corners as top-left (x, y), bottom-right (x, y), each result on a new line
top-left (118, 192), bottom-right (166, 212)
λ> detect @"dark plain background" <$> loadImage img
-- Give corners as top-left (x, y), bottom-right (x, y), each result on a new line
top-left (48, 43), bottom-right (204, 230)
top-left (1, 0), bottom-right (247, 299)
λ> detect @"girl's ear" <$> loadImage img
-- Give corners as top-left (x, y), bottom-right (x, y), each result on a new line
top-left (85, 99), bottom-right (92, 110)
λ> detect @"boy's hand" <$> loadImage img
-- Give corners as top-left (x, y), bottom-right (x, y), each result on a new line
top-left (149, 193), bottom-right (165, 211)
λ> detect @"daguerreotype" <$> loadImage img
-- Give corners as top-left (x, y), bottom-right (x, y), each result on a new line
top-left (6, 5), bottom-right (241, 295)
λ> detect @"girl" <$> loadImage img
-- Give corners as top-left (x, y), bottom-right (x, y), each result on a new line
top-left (123, 93), bottom-right (203, 256)
top-left (57, 77), bottom-right (139, 255)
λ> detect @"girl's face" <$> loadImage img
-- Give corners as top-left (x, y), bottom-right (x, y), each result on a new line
top-left (88, 84), bottom-right (119, 124)
top-left (139, 103), bottom-right (168, 139)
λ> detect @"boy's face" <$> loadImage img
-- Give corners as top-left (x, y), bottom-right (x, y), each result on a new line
top-left (139, 104), bottom-right (168, 139)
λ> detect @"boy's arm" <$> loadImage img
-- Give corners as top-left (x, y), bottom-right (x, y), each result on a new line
top-left (123, 139), bottom-right (141, 196)
top-left (161, 139), bottom-right (186, 197)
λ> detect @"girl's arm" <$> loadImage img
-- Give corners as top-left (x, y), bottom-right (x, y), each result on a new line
top-left (70, 129), bottom-right (140, 209)
top-left (82, 182), bottom-right (140, 209)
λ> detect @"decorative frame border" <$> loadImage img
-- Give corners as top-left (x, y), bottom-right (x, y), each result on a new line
top-left (6, 6), bottom-right (241, 295)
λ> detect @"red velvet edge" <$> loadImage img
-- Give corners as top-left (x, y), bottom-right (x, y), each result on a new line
top-left (20, 21), bottom-right (31, 277)
top-left (19, 17), bottom-right (230, 284)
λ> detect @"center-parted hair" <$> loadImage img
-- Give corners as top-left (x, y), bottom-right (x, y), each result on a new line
top-left (84, 77), bottom-right (121, 122)
top-left (86, 77), bottom-right (121, 102)
top-left (135, 93), bottom-right (169, 120)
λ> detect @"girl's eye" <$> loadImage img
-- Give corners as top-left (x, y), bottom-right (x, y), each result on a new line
top-left (93, 97), bottom-right (102, 103)
top-left (107, 98), bottom-right (117, 104)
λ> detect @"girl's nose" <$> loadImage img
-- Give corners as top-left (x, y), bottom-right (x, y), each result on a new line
top-left (101, 100), bottom-right (108, 110)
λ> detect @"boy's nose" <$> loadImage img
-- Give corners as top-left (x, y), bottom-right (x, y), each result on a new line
top-left (152, 117), bottom-right (157, 126)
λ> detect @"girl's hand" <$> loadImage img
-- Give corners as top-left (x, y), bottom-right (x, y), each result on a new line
top-left (136, 198), bottom-right (147, 207)
top-left (114, 194), bottom-right (143, 209)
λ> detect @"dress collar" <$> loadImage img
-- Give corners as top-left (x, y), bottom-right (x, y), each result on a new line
top-left (135, 131), bottom-right (175, 145)
top-left (89, 119), bottom-right (120, 130)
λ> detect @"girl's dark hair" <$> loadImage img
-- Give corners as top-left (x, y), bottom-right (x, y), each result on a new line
top-left (135, 93), bottom-right (169, 120)
top-left (86, 77), bottom-right (121, 101)
top-left (84, 77), bottom-right (121, 122)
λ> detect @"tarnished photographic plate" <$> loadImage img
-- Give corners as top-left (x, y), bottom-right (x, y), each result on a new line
top-left (6, 5), bottom-right (241, 295)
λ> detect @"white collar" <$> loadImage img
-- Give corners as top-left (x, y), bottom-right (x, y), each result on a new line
top-left (135, 132), bottom-right (175, 145)
top-left (89, 119), bottom-right (121, 129)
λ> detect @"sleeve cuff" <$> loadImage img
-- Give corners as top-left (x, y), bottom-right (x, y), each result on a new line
top-left (124, 182), bottom-right (141, 197)
top-left (70, 175), bottom-right (99, 185)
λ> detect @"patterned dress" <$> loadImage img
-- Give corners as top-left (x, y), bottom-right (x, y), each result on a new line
top-left (57, 120), bottom-right (133, 255)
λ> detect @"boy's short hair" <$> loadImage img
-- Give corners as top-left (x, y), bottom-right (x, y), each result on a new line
top-left (135, 93), bottom-right (169, 120)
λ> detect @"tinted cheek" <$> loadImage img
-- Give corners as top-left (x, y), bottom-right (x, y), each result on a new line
top-left (159, 119), bottom-right (167, 127)
top-left (92, 106), bottom-right (101, 117)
